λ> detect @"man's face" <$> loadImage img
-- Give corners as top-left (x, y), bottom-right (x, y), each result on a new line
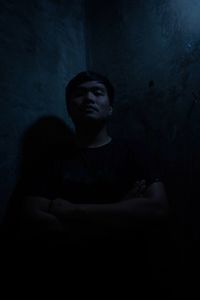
top-left (67, 80), bottom-right (113, 124)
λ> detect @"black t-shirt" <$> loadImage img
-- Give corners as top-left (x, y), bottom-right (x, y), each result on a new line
top-left (24, 138), bottom-right (160, 204)
top-left (5, 138), bottom-right (167, 293)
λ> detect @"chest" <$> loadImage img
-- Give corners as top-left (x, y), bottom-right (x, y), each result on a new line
top-left (57, 150), bottom-right (136, 204)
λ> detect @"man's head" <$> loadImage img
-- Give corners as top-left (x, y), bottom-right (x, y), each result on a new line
top-left (65, 71), bottom-right (114, 126)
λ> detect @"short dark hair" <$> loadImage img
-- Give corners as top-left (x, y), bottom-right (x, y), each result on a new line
top-left (65, 71), bottom-right (115, 106)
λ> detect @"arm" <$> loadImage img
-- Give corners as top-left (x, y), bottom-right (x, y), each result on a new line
top-left (20, 196), bottom-right (63, 235)
top-left (79, 182), bottom-right (167, 219)
top-left (78, 181), bottom-right (168, 226)
top-left (50, 181), bottom-right (168, 232)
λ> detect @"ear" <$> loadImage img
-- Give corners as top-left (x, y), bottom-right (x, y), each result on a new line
top-left (108, 106), bottom-right (113, 116)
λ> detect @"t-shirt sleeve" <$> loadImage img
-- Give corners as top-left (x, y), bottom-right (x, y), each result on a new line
top-left (127, 141), bottom-right (162, 187)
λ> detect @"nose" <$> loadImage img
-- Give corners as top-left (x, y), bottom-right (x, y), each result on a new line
top-left (84, 91), bottom-right (95, 102)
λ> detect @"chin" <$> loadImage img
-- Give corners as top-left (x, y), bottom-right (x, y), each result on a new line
top-left (82, 116), bottom-right (105, 125)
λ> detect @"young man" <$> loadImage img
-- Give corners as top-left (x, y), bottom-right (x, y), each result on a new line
top-left (5, 71), bottom-right (169, 297)
top-left (19, 71), bottom-right (168, 242)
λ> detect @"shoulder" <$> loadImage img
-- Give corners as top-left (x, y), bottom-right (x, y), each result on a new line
top-left (115, 138), bottom-right (162, 185)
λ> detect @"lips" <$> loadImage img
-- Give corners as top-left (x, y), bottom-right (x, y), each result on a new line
top-left (82, 105), bottom-right (98, 112)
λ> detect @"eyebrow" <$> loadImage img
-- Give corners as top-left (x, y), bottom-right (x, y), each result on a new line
top-left (76, 86), bottom-right (106, 92)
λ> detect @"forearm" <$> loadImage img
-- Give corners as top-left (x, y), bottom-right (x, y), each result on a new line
top-left (50, 181), bottom-right (168, 234)
top-left (78, 196), bottom-right (167, 229)
top-left (51, 196), bottom-right (166, 236)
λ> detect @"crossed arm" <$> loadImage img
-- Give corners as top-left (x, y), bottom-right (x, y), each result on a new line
top-left (22, 180), bottom-right (168, 235)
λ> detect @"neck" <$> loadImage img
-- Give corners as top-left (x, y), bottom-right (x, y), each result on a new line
top-left (75, 121), bottom-right (112, 148)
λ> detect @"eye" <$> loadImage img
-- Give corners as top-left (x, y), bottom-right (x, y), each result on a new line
top-left (93, 89), bottom-right (104, 96)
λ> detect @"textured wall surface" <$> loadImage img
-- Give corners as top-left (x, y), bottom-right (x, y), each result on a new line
top-left (86, 0), bottom-right (200, 234)
top-left (2, 0), bottom-right (200, 240)
top-left (0, 0), bottom-right (87, 221)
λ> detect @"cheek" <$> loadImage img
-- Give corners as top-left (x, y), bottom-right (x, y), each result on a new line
top-left (99, 98), bottom-right (109, 107)
top-left (72, 98), bottom-right (82, 106)
top-left (101, 103), bottom-right (112, 113)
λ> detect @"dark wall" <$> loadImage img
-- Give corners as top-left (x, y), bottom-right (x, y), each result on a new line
top-left (2, 0), bottom-right (200, 249)
top-left (86, 0), bottom-right (200, 239)
top-left (0, 0), bottom-right (87, 222)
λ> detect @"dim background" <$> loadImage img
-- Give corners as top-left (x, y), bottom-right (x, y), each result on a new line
top-left (0, 0), bottom-right (200, 279)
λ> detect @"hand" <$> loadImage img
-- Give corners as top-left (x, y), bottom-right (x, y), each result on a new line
top-left (133, 179), bottom-right (147, 196)
top-left (24, 196), bottom-right (51, 215)
top-left (50, 198), bottom-right (77, 219)
top-left (23, 196), bottom-right (64, 233)
top-left (125, 179), bottom-right (147, 198)
top-left (50, 199), bottom-right (85, 237)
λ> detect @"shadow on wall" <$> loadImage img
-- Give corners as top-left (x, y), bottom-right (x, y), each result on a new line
top-left (4, 116), bottom-right (74, 230)
top-left (20, 116), bottom-right (73, 177)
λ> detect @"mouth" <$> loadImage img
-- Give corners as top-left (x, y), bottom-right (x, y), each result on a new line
top-left (82, 106), bottom-right (98, 112)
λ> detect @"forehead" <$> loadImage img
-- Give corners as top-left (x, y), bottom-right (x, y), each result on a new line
top-left (77, 80), bottom-right (107, 90)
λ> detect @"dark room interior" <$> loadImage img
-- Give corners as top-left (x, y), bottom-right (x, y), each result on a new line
top-left (1, 0), bottom-right (200, 297)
